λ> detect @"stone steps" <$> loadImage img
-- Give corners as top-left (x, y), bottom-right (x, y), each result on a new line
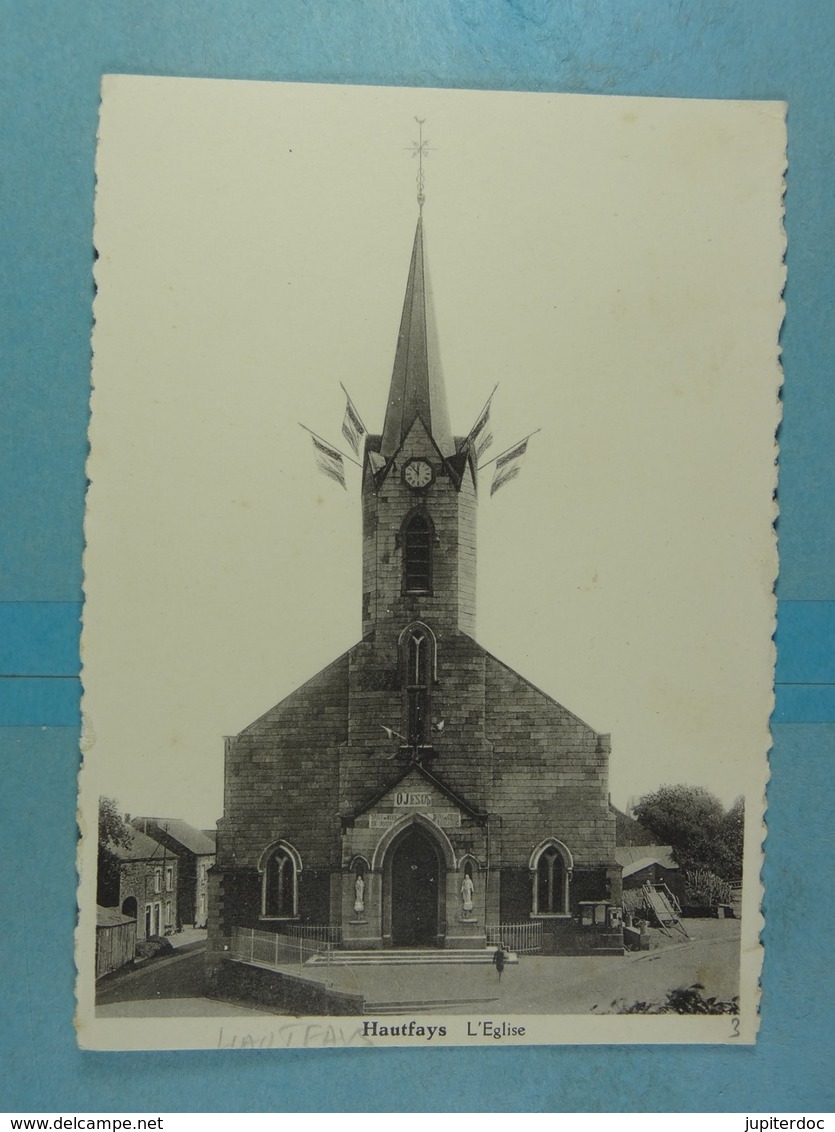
top-left (308, 947), bottom-right (518, 967)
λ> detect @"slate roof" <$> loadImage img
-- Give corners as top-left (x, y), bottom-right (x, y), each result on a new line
top-left (380, 217), bottom-right (455, 459)
top-left (131, 817), bottom-right (216, 856)
top-left (614, 845), bottom-right (678, 872)
top-left (610, 804), bottom-right (657, 846)
top-left (108, 827), bottom-right (167, 861)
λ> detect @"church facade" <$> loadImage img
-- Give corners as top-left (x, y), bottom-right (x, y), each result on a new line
top-left (208, 214), bottom-right (622, 961)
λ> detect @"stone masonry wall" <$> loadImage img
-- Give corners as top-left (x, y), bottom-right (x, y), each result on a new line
top-left (222, 654), bottom-right (350, 873)
top-left (362, 420), bottom-right (477, 641)
top-left (484, 652), bottom-right (616, 870)
top-left (118, 857), bottom-right (178, 939)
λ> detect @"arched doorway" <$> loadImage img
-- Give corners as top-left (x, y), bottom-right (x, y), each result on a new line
top-left (389, 826), bottom-right (443, 947)
top-left (121, 896), bottom-right (137, 920)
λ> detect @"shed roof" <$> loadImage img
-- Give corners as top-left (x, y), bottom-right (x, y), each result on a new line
top-left (615, 846), bottom-right (678, 873)
top-left (96, 905), bottom-right (136, 927)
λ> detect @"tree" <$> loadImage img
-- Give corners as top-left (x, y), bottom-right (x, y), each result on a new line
top-left (632, 785), bottom-right (743, 878)
top-left (97, 796), bottom-right (133, 907)
top-left (716, 795), bottom-right (745, 879)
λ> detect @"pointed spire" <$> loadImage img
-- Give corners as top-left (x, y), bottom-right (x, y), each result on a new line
top-left (381, 217), bottom-right (454, 459)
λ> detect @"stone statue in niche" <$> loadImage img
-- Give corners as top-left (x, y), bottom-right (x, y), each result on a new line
top-left (354, 873), bottom-right (365, 914)
top-left (461, 872), bottom-right (474, 913)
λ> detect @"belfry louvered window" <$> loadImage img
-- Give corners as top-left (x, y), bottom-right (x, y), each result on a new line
top-left (403, 512), bottom-right (433, 593)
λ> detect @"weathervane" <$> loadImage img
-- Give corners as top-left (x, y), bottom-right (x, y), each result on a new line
top-left (406, 117), bottom-right (434, 213)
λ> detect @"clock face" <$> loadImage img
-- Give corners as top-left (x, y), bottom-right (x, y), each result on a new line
top-left (403, 459), bottom-right (434, 489)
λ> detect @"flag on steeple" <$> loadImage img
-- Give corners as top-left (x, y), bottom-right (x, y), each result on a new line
top-left (489, 438), bottom-right (529, 496)
top-left (482, 429), bottom-right (541, 497)
top-left (311, 434), bottom-right (347, 489)
top-left (340, 385), bottom-right (367, 457)
top-left (460, 384), bottom-right (498, 459)
top-left (474, 428), bottom-right (494, 462)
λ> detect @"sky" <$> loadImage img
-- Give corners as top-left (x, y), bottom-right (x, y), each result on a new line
top-left (80, 77), bottom-right (785, 829)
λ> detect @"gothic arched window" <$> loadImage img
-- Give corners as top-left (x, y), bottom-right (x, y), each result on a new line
top-left (261, 843), bottom-right (300, 918)
top-left (402, 512), bottom-right (433, 594)
top-left (530, 839), bottom-right (572, 916)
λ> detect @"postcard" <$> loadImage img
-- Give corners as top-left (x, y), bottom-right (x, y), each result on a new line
top-left (77, 76), bottom-right (785, 1048)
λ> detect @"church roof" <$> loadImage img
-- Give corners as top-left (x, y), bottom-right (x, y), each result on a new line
top-left (380, 217), bottom-right (455, 459)
top-left (610, 804), bottom-right (657, 846)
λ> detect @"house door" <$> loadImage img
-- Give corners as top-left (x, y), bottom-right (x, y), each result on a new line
top-left (144, 904), bottom-right (152, 938)
top-left (390, 827), bottom-right (441, 946)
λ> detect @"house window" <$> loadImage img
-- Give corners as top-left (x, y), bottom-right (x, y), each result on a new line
top-left (530, 839), bottom-right (572, 916)
top-left (399, 623), bottom-right (437, 747)
top-left (402, 512), bottom-right (433, 594)
top-left (153, 868), bottom-right (162, 894)
top-left (165, 866), bottom-right (174, 892)
top-left (262, 844), bottom-right (299, 918)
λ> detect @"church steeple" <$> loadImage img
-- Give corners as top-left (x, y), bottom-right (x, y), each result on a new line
top-left (361, 153), bottom-right (477, 641)
top-left (380, 217), bottom-right (455, 459)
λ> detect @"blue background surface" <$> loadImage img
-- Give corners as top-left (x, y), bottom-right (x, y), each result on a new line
top-left (2, 0), bottom-right (833, 1112)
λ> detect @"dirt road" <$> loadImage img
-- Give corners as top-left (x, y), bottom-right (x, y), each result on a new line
top-left (96, 919), bottom-right (740, 1018)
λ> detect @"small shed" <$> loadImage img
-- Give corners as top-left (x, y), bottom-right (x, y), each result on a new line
top-left (615, 846), bottom-right (684, 906)
top-left (96, 905), bottom-right (136, 978)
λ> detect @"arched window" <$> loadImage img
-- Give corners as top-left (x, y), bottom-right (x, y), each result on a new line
top-left (399, 623), bottom-right (437, 747)
top-left (402, 512), bottom-right (433, 594)
top-left (530, 839), bottom-right (573, 916)
top-left (261, 843), bottom-right (300, 918)
top-left (537, 847), bottom-right (566, 914)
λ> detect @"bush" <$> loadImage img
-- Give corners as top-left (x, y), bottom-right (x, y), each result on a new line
top-left (616, 985), bottom-right (739, 1015)
top-left (135, 935), bottom-right (175, 962)
top-left (685, 868), bottom-right (732, 906)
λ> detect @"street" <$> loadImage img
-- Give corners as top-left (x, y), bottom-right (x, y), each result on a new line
top-left (96, 918), bottom-right (740, 1018)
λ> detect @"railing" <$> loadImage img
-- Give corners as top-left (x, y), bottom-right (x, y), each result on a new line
top-left (283, 923), bottom-right (343, 947)
top-left (485, 920), bottom-right (542, 954)
top-left (229, 925), bottom-right (341, 972)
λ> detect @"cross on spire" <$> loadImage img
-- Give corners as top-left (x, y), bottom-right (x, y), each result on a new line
top-left (406, 118), bottom-right (434, 213)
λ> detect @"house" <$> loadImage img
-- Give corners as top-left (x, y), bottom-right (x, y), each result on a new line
top-left (131, 817), bottom-right (216, 928)
top-left (208, 209), bottom-right (622, 974)
top-left (101, 826), bottom-right (179, 940)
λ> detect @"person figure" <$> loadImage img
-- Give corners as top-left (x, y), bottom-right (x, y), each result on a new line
top-left (461, 872), bottom-right (475, 914)
top-left (493, 942), bottom-right (507, 980)
top-left (354, 873), bottom-right (365, 915)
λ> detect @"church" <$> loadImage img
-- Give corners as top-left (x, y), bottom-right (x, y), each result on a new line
top-left (207, 206), bottom-right (623, 963)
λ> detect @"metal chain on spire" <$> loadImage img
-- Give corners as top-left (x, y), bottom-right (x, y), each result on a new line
top-left (406, 117), bottom-right (434, 213)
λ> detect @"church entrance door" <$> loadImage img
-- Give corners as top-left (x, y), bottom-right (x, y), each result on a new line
top-left (390, 827), bottom-right (442, 947)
